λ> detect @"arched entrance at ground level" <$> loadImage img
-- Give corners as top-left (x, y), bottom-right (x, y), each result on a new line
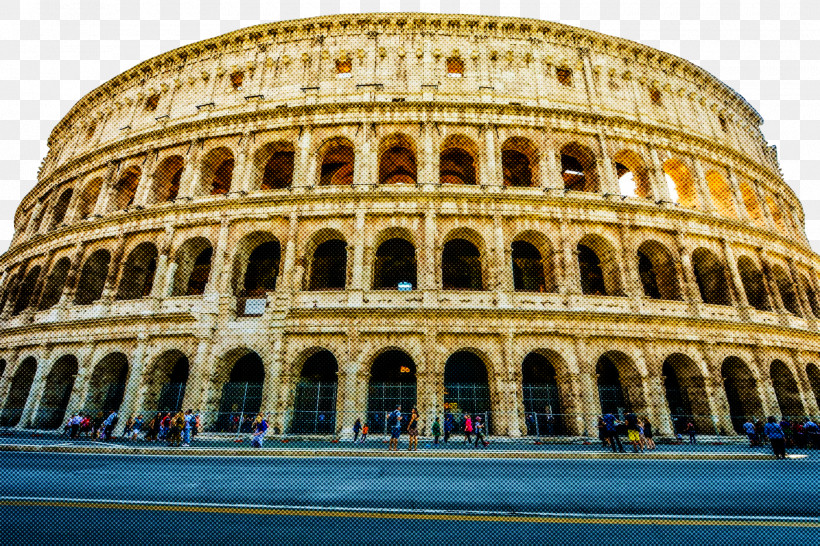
top-left (521, 352), bottom-right (564, 436)
top-left (807, 364), bottom-right (820, 412)
top-left (444, 351), bottom-right (491, 432)
top-left (367, 351), bottom-right (417, 434)
top-left (0, 357), bottom-right (37, 426)
top-left (215, 352), bottom-right (264, 432)
top-left (143, 351), bottom-right (190, 413)
top-left (721, 357), bottom-right (765, 433)
top-left (770, 360), bottom-right (805, 418)
top-left (34, 355), bottom-right (78, 429)
top-left (84, 353), bottom-right (129, 416)
top-left (661, 354), bottom-right (713, 433)
top-left (290, 351), bottom-right (338, 434)
top-left (596, 352), bottom-right (646, 418)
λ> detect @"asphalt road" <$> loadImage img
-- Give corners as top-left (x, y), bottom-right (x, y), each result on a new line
top-left (0, 452), bottom-right (818, 545)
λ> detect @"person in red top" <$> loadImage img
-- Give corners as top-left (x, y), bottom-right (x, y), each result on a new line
top-left (463, 413), bottom-right (473, 445)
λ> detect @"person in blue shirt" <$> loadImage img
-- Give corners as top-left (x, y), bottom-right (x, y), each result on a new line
top-left (743, 418), bottom-right (757, 447)
top-left (602, 413), bottom-right (625, 453)
top-left (764, 416), bottom-right (787, 459)
top-left (388, 405), bottom-right (402, 451)
top-left (181, 409), bottom-right (194, 447)
top-left (251, 413), bottom-right (268, 448)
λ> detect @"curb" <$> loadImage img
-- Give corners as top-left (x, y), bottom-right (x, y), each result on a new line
top-left (0, 444), bottom-right (793, 460)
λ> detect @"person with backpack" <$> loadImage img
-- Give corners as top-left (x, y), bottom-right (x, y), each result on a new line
top-left (765, 416), bottom-right (787, 459)
top-left (602, 413), bottom-right (625, 453)
top-left (443, 412), bottom-right (454, 443)
top-left (387, 405), bottom-right (402, 451)
top-left (463, 413), bottom-right (473, 445)
top-left (432, 417), bottom-right (441, 445)
top-left (473, 415), bottom-right (487, 448)
top-left (359, 422), bottom-right (368, 443)
top-left (353, 419), bottom-right (362, 443)
top-left (743, 418), bottom-right (757, 447)
top-left (251, 413), bottom-right (267, 448)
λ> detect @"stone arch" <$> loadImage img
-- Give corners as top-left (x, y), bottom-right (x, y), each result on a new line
top-left (444, 350), bottom-right (492, 430)
top-left (806, 363), bottom-right (820, 411)
top-left (770, 360), bottom-right (805, 418)
top-left (318, 137), bottom-right (355, 186)
top-left (74, 249), bottom-right (111, 305)
top-left (12, 264), bottom-right (42, 314)
top-left (171, 237), bottom-right (213, 297)
top-left (442, 228), bottom-right (486, 290)
top-left (662, 158), bottom-right (698, 208)
top-left (49, 188), bottom-right (73, 229)
top-left (0, 357), bottom-right (37, 426)
top-left (38, 257), bottom-right (71, 310)
top-left (378, 133), bottom-right (417, 184)
top-left (35, 354), bottom-right (78, 429)
top-left (511, 230), bottom-right (555, 292)
top-left (113, 165), bottom-right (141, 211)
top-left (662, 353), bottom-right (710, 432)
top-left (705, 170), bottom-right (736, 218)
top-left (252, 141), bottom-right (295, 190)
top-left (230, 232), bottom-right (281, 296)
top-left (770, 264), bottom-right (801, 316)
top-left (596, 351), bottom-right (646, 416)
top-left (367, 349), bottom-right (418, 433)
top-left (501, 136), bottom-right (538, 187)
top-left (143, 349), bottom-right (190, 413)
top-left (76, 177), bottom-right (103, 219)
top-left (212, 349), bottom-right (265, 430)
top-left (560, 142), bottom-right (598, 192)
top-left (636, 239), bottom-right (681, 300)
top-left (373, 233), bottom-right (417, 290)
top-left (721, 356), bottom-right (765, 432)
top-left (304, 229), bottom-right (347, 291)
top-left (613, 149), bottom-right (651, 198)
top-left (691, 247), bottom-right (730, 306)
top-left (737, 255), bottom-right (769, 311)
top-left (116, 242), bottom-right (158, 300)
top-left (200, 147), bottom-right (235, 196)
top-left (577, 234), bottom-right (622, 296)
top-left (290, 349), bottom-right (339, 434)
top-left (521, 351), bottom-right (565, 435)
top-left (84, 352), bottom-right (129, 416)
top-left (440, 135), bottom-right (478, 185)
top-left (151, 155), bottom-right (184, 203)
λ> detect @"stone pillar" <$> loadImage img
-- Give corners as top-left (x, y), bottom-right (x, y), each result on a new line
top-left (672, 231), bottom-right (701, 308)
top-left (572, 337), bottom-right (604, 431)
top-left (182, 338), bottom-right (214, 415)
top-left (419, 121), bottom-right (438, 186)
top-left (334, 369), bottom-right (366, 438)
top-left (752, 346), bottom-right (782, 417)
top-left (58, 243), bottom-right (89, 308)
top-left (235, 131), bottom-right (255, 194)
top-left (93, 161), bottom-right (120, 216)
top-left (176, 140), bottom-right (203, 199)
top-left (22, 201), bottom-right (44, 239)
top-left (752, 183), bottom-right (778, 231)
top-left (560, 220), bottom-right (581, 294)
top-left (280, 212), bottom-right (299, 292)
top-left (115, 338), bottom-right (148, 434)
top-left (204, 216), bottom-right (231, 295)
top-left (794, 351), bottom-right (820, 418)
top-left (30, 250), bottom-right (57, 313)
top-left (481, 124), bottom-right (501, 187)
top-left (757, 249), bottom-right (785, 314)
top-left (595, 129), bottom-right (619, 195)
top-left (646, 145), bottom-right (671, 202)
top-left (727, 166), bottom-right (751, 221)
top-left (350, 209), bottom-right (366, 291)
top-left (132, 150), bottom-right (157, 207)
top-left (617, 224), bottom-right (643, 300)
top-left (492, 213), bottom-right (509, 306)
top-left (787, 258), bottom-right (815, 323)
top-left (60, 352), bottom-right (94, 421)
top-left (541, 147), bottom-right (563, 189)
top-left (100, 235), bottom-right (128, 304)
top-left (721, 238), bottom-right (750, 319)
top-left (690, 158), bottom-right (716, 214)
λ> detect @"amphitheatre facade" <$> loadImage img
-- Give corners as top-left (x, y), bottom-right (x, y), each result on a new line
top-left (0, 13), bottom-right (818, 438)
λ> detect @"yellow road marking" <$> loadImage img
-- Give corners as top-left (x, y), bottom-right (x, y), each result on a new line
top-left (1, 500), bottom-right (817, 527)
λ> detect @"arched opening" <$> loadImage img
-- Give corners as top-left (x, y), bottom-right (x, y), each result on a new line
top-left (521, 352), bottom-right (563, 435)
top-left (144, 350), bottom-right (190, 413)
top-left (216, 352), bottom-right (265, 430)
top-left (722, 357), bottom-right (764, 433)
top-left (373, 238), bottom-right (417, 289)
top-left (691, 248), bottom-right (730, 306)
top-left (254, 142), bottom-right (295, 190)
top-left (151, 155), bottom-right (184, 203)
top-left (306, 239), bottom-right (347, 290)
top-left (444, 351), bottom-right (492, 431)
top-left (501, 137), bottom-right (537, 187)
top-left (239, 241), bottom-right (281, 296)
top-left (379, 135), bottom-right (417, 184)
top-left (770, 360), bottom-right (805, 418)
top-left (637, 240), bottom-right (681, 301)
top-left (442, 238), bottom-right (483, 290)
top-left (0, 357), bottom-right (37, 426)
top-left (801, 276), bottom-right (820, 317)
top-left (12, 265), bottom-right (41, 315)
top-left (319, 140), bottom-right (354, 186)
top-left (807, 363), bottom-right (820, 411)
top-left (34, 355), bottom-right (78, 429)
top-left (116, 242), bottom-right (158, 300)
top-left (290, 350), bottom-right (338, 434)
top-left (662, 159), bottom-right (698, 209)
top-left (578, 245), bottom-right (606, 296)
top-left (577, 235), bottom-right (622, 297)
top-left (74, 250), bottom-right (111, 305)
top-left (38, 257), bottom-right (71, 310)
top-left (511, 241), bottom-right (546, 292)
top-left (114, 166), bottom-right (141, 210)
top-left (737, 256), bottom-right (769, 311)
top-left (84, 352), bottom-right (129, 416)
top-left (560, 142), bottom-right (598, 192)
top-left (49, 188), bottom-right (73, 229)
top-left (705, 171), bottom-right (736, 218)
top-left (76, 178), bottom-right (103, 219)
top-left (662, 359), bottom-right (692, 432)
top-left (596, 355), bottom-right (629, 415)
top-left (613, 150), bottom-right (651, 199)
top-left (171, 238), bottom-right (213, 297)
top-left (440, 136), bottom-right (478, 185)
top-left (766, 195), bottom-right (787, 232)
top-left (771, 265), bottom-right (801, 316)
top-left (739, 181), bottom-right (765, 227)
top-left (662, 354), bottom-right (711, 433)
top-left (367, 350), bottom-right (417, 433)
top-left (201, 147), bottom-right (235, 196)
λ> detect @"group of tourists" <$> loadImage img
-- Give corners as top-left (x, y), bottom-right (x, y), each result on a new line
top-left (64, 409), bottom-right (200, 447)
top-left (597, 412), bottom-right (659, 453)
top-left (743, 416), bottom-right (820, 459)
top-left (64, 410), bottom-right (120, 441)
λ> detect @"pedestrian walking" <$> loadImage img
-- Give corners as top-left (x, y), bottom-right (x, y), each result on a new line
top-left (131, 415), bottom-right (143, 441)
top-left (359, 422), bottom-right (368, 443)
top-left (625, 412), bottom-right (642, 453)
top-left (251, 413), bottom-right (267, 448)
top-left (755, 419), bottom-right (767, 446)
top-left (123, 415), bottom-right (134, 439)
top-left (597, 416), bottom-right (610, 449)
top-left (353, 418), bottom-right (362, 443)
top-left (102, 410), bottom-right (118, 441)
top-left (765, 416), bottom-right (787, 459)
top-left (80, 414), bottom-right (92, 438)
top-left (780, 418), bottom-right (793, 447)
top-left (526, 413), bottom-right (536, 436)
top-left (182, 409), bottom-right (194, 447)
top-left (388, 405), bottom-right (402, 451)
top-left (641, 417), bottom-right (656, 450)
top-left (793, 420), bottom-right (806, 448)
top-left (407, 408), bottom-right (419, 451)
top-left (544, 405), bottom-right (554, 436)
top-left (685, 421), bottom-right (696, 444)
top-left (69, 413), bottom-right (82, 439)
top-left (443, 413), bottom-right (454, 443)
top-left (602, 413), bottom-right (625, 453)
top-left (743, 418), bottom-right (757, 447)
top-left (463, 413), bottom-right (473, 445)
top-left (167, 411), bottom-right (184, 447)
top-left (473, 416), bottom-right (487, 448)
top-left (432, 417), bottom-right (441, 445)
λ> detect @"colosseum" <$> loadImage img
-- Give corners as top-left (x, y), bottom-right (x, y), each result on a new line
top-left (0, 12), bottom-right (818, 440)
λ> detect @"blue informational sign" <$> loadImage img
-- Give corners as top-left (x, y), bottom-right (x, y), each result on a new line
top-left (397, 282), bottom-right (412, 291)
